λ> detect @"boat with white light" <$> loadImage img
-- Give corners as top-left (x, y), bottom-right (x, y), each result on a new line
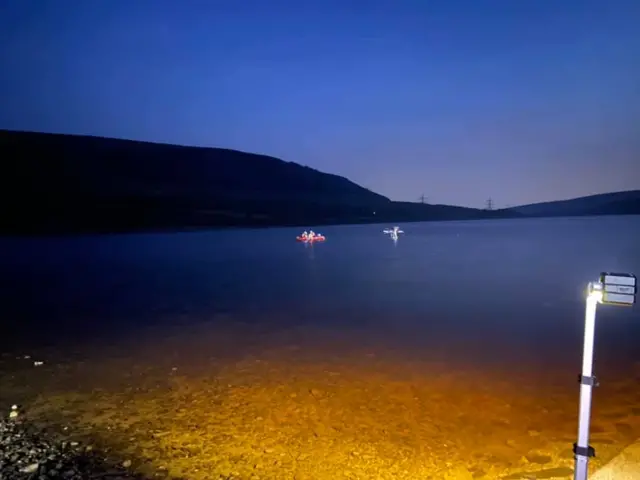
top-left (383, 226), bottom-right (404, 241)
top-left (383, 226), bottom-right (404, 235)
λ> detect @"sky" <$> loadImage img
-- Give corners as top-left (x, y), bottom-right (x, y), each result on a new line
top-left (1, 0), bottom-right (639, 208)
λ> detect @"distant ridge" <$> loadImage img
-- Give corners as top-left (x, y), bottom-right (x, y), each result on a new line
top-left (506, 190), bottom-right (640, 217)
top-left (0, 129), bottom-right (514, 235)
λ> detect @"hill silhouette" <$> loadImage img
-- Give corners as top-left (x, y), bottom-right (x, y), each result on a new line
top-left (506, 190), bottom-right (640, 217)
top-left (0, 129), bottom-right (514, 235)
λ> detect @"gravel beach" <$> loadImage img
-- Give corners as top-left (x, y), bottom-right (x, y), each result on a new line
top-left (2, 323), bottom-right (639, 479)
top-left (0, 415), bottom-right (142, 480)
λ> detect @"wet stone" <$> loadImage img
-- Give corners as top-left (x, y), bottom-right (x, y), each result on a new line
top-left (614, 422), bottom-right (634, 435)
top-left (525, 453), bottom-right (552, 465)
top-left (503, 466), bottom-right (573, 479)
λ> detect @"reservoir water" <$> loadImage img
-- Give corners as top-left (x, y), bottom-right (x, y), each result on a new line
top-left (1, 215), bottom-right (639, 479)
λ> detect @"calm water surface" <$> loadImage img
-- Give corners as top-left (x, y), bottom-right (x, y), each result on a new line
top-left (2, 216), bottom-right (640, 479)
top-left (1, 215), bottom-right (639, 370)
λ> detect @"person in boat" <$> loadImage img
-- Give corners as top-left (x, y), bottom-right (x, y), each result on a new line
top-left (301, 230), bottom-right (308, 239)
top-left (308, 230), bottom-right (315, 240)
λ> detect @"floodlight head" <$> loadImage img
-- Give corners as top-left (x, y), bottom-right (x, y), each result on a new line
top-left (587, 282), bottom-right (603, 302)
top-left (599, 272), bottom-right (636, 306)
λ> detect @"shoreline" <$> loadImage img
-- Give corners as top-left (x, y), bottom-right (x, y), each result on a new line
top-left (2, 212), bottom-right (639, 239)
top-left (0, 214), bottom-right (510, 238)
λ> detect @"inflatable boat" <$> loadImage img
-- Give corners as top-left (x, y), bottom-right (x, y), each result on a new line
top-left (296, 235), bottom-right (326, 242)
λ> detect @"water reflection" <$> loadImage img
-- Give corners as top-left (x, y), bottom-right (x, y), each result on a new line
top-left (303, 238), bottom-right (316, 260)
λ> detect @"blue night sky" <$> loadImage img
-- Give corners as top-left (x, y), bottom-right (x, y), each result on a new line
top-left (1, 0), bottom-right (639, 208)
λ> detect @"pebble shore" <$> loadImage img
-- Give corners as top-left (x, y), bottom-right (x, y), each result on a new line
top-left (0, 416), bottom-right (141, 480)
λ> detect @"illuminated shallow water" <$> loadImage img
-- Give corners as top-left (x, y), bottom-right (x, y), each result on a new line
top-left (0, 215), bottom-right (639, 479)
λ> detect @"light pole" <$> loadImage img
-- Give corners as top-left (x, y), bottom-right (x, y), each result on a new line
top-left (574, 272), bottom-right (637, 480)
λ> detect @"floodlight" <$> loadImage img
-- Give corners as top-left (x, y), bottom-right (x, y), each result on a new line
top-left (573, 272), bottom-right (636, 480)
